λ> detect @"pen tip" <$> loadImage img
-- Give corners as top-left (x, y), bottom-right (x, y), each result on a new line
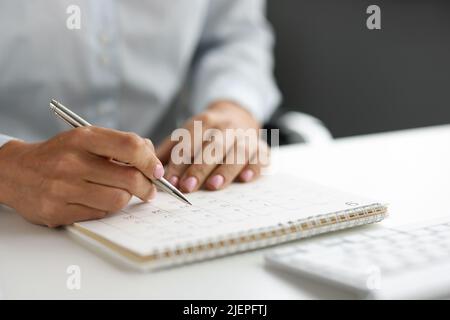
top-left (181, 197), bottom-right (192, 206)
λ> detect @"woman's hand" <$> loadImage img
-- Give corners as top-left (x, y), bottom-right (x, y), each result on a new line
top-left (0, 127), bottom-right (162, 227)
top-left (157, 101), bottom-right (270, 193)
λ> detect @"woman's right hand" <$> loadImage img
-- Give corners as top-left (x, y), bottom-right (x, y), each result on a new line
top-left (0, 127), bottom-right (163, 227)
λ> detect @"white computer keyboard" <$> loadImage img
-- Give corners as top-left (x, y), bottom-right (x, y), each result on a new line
top-left (265, 218), bottom-right (450, 299)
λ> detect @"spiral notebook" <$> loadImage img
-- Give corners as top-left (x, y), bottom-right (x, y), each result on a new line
top-left (68, 175), bottom-right (388, 270)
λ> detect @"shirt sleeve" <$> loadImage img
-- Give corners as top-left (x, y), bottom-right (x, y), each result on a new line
top-left (0, 134), bottom-right (15, 148)
top-left (188, 0), bottom-right (281, 123)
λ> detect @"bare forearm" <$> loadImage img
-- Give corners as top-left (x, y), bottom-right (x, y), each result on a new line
top-left (0, 140), bottom-right (24, 206)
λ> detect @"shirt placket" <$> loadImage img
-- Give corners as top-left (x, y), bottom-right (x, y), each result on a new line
top-left (86, 0), bottom-right (120, 129)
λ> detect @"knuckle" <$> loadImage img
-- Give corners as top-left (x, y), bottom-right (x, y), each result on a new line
top-left (40, 198), bottom-right (55, 216)
top-left (124, 132), bottom-right (145, 151)
top-left (213, 137), bottom-right (226, 150)
top-left (186, 165), bottom-right (207, 178)
top-left (217, 119), bottom-right (233, 131)
top-left (124, 169), bottom-right (142, 191)
top-left (164, 165), bottom-right (180, 178)
top-left (40, 200), bottom-right (60, 226)
top-left (45, 180), bottom-right (61, 197)
top-left (110, 190), bottom-right (131, 212)
top-left (143, 157), bottom-right (158, 174)
top-left (142, 185), bottom-right (156, 201)
top-left (53, 153), bottom-right (78, 175)
top-left (204, 142), bottom-right (225, 164)
top-left (69, 127), bottom-right (91, 142)
top-left (145, 138), bottom-right (155, 151)
top-left (196, 112), bottom-right (212, 124)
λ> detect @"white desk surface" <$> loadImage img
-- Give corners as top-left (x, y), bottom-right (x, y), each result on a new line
top-left (1, 125), bottom-right (449, 299)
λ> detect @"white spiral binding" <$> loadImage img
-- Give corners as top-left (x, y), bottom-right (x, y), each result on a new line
top-left (144, 203), bottom-right (388, 270)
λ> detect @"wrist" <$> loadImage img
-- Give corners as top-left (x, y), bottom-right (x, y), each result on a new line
top-left (208, 100), bottom-right (248, 113)
top-left (0, 139), bottom-right (27, 206)
top-left (207, 100), bottom-right (261, 129)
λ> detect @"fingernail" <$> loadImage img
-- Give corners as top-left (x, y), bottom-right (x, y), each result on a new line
top-left (168, 175), bottom-right (179, 187)
top-left (182, 176), bottom-right (198, 193)
top-left (145, 188), bottom-right (156, 202)
top-left (240, 169), bottom-right (254, 182)
top-left (153, 164), bottom-right (164, 179)
top-left (208, 174), bottom-right (224, 190)
top-left (149, 186), bottom-right (157, 198)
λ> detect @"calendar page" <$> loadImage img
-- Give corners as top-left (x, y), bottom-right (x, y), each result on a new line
top-left (74, 175), bottom-right (379, 256)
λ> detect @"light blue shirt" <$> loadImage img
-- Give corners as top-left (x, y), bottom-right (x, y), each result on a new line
top-left (0, 0), bottom-right (280, 147)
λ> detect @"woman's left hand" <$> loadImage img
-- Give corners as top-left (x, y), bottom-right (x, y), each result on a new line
top-left (157, 101), bottom-right (270, 193)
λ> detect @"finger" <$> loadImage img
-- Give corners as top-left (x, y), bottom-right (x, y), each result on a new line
top-left (51, 204), bottom-right (107, 226)
top-left (67, 127), bottom-right (164, 181)
top-left (69, 181), bottom-right (132, 213)
top-left (178, 133), bottom-right (231, 193)
top-left (156, 136), bottom-right (176, 165)
top-left (237, 140), bottom-right (269, 183)
top-left (204, 163), bottom-right (246, 191)
top-left (158, 117), bottom-right (201, 166)
top-left (161, 136), bottom-right (191, 187)
top-left (205, 138), bottom-right (257, 191)
top-left (80, 153), bottom-right (156, 201)
top-left (164, 118), bottom-right (210, 187)
top-left (178, 162), bottom-right (217, 193)
top-left (145, 138), bottom-right (155, 152)
top-left (237, 163), bottom-right (261, 183)
top-left (164, 161), bottom-right (190, 188)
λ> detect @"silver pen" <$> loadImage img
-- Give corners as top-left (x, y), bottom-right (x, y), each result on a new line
top-left (49, 99), bottom-right (192, 206)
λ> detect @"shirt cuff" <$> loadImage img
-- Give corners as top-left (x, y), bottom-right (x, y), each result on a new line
top-left (0, 134), bottom-right (15, 148)
top-left (191, 79), bottom-right (280, 124)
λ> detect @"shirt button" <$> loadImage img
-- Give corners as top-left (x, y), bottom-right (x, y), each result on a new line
top-left (99, 54), bottom-right (110, 66)
top-left (98, 33), bottom-right (111, 45)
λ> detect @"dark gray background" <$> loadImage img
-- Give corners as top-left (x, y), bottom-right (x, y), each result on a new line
top-left (267, 0), bottom-right (450, 137)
